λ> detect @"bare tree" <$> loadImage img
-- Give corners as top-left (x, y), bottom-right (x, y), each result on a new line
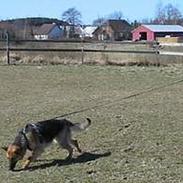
top-left (92, 10), bottom-right (123, 26)
top-left (141, 18), bottom-right (153, 24)
top-left (131, 20), bottom-right (140, 29)
top-left (154, 1), bottom-right (165, 24)
top-left (62, 7), bottom-right (82, 38)
top-left (165, 4), bottom-right (182, 24)
top-left (108, 11), bottom-right (123, 20)
top-left (153, 3), bottom-right (182, 24)
top-left (92, 17), bottom-right (106, 26)
top-left (62, 7), bottom-right (82, 25)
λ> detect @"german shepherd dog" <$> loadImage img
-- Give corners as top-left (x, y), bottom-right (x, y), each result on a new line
top-left (2, 118), bottom-right (91, 171)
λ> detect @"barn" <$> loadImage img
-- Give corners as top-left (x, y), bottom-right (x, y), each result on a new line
top-left (132, 24), bottom-right (183, 42)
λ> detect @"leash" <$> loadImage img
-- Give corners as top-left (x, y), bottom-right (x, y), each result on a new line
top-left (54, 78), bottom-right (183, 119)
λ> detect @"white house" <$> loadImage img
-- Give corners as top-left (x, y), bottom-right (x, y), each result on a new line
top-left (34, 23), bottom-right (64, 40)
top-left (83, 26), bottom-right (97, 38)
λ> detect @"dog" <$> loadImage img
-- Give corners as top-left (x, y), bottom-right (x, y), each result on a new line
top-left (2, 117), bottom-right (91, 171)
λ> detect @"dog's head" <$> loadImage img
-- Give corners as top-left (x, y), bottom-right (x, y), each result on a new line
top-left (2, 144), bottom-right (25, 171)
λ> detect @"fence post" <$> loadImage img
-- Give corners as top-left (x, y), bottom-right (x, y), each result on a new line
top-left (155, 41), bottom-right (160, 66)
top-left (5, 31), bottom-right (10, 65)
top-left (81, 38), bottom-right (84, 64)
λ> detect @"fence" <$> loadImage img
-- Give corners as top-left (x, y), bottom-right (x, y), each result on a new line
top-left (1, 38), bottom-right (183, 66)
top-left (0, 38), bottom-right (162, 65)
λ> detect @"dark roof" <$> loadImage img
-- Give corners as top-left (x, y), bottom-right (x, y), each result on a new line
top-left (35, 23), bottom-right (59, 35)
top-left (107, 19), bottom-right (131, 32)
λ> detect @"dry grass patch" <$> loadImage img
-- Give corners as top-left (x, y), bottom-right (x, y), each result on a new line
top-left (0, 64), bottom-right (183, 182)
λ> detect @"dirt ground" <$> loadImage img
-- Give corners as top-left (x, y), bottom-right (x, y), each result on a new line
top-left (0, 64), bottom-right (183, 183)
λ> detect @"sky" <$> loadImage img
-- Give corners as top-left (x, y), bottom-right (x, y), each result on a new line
top-left (0, 0), bottom-right (183, 24)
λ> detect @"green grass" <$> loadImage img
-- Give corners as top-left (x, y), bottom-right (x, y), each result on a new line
top-left (0, 64), bottom-right (183, 183)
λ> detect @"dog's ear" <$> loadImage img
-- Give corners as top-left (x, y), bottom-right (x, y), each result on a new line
top-left (1, 146), bottom-right (8, 151)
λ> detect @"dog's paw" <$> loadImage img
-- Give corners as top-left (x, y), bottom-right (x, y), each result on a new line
top-left (22, 159), bottom-right (31, 170)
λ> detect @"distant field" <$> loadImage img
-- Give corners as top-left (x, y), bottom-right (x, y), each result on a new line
top-left (0, 64), bottom-right (183, 183)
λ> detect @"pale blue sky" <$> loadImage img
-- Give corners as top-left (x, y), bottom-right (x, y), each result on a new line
top-left (0, 0), bottom-right (182, 24)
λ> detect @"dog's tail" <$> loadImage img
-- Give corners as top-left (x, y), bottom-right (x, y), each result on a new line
top-left (71, 118), bottom-right (91, 133)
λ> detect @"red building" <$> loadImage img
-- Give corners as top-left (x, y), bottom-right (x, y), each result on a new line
top-left (132, 24), bottom-right (183, 41)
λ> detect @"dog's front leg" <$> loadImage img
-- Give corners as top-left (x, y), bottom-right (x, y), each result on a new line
top-left (22, 149), bottom-right (42, 169)
top-left (22, 150), bottom-right (34, 169)
top-left (22, 157), bottom-right (32, 169)
top-left (22, 151), bottom-right (37, 169)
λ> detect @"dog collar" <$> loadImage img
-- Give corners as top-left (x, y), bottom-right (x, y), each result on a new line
top-left (20, 129), bottom-right (33, 151)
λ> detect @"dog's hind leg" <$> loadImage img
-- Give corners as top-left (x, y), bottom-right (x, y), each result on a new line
top-left (64, 145), bottom-right (73, 161)
top-left (62, 139), bottom-right (82, 160)
top-left (55, 137), bottom-right (73, 160)
top-left (71, 139), bottom-right (82, 153)
top-left (56, 130), bottom-right (82, 160)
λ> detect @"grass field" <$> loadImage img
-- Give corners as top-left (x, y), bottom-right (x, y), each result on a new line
top-left (0, 64), bottom-right (183, 183)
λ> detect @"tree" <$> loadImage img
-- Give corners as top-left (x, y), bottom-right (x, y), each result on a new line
top-left (62, 7), bottom-right (82, 38)
top-left (62, 7), bottom-right (82, 25)
top-left (153, 3), bottom-right (182, 24)
top-left (108, 11), bottom-right (123, 20)
top-left (131, 20), bottom-right (140, 29)
top-left (92, 17), bottom-right (106, 26)
top-left (141, 18), bottom-right (153, 24)
top-left (154, 1), bottom-right (165, 24)
top-left (165, 4), bottom-right (182, 24)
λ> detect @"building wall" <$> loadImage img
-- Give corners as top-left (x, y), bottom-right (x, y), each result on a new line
top-left (34, 35), bottom-right (48, 40)
top-left (34, 26), bottom-right (64, 40)
top-left (94, 25), bottom-right (131, 41)
top-left (94, 26), bottom-right (114, 41)
top-left (155, 32), bottom-right (183, 38)
top-left (132, 25), bottom-right (155, 41)
top-left (132, 25), bottom-right (183, 42)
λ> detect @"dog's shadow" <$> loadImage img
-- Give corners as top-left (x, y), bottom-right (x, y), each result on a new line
top-left (16, 151), bottom-right (111, 171)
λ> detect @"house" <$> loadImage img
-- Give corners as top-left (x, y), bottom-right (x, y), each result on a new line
top-left (93, 19), bottom-right (132, 41)
top-left (59, 25), bottom-right (82, 39)
top-left (0, 29), bottom-right (6, 39)
top-left (74, 25), bottom-right (84, 38)
top-left (83, 26), bottom-right (97, 39)
top-left (34, 23), bottom-right (64, 40)
top-left (132, 24), bottom-right (183, 42)
top-left (0, 22), bottom-right (16, 39)
top-left (0, 21), bottom-right (35, 39)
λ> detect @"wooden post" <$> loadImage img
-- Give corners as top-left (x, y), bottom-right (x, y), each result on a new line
top-left (81, 38), bottom-right (84, 64)
top-left (5, 31), bottom-right (10, 65)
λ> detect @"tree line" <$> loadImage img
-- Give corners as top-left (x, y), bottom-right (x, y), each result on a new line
top-left (2, 2), bottom-right (183, 28)
top-left (141, 3), bottom-right (183, 25)
top-left (61, 3), bottom-right (183, 27)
